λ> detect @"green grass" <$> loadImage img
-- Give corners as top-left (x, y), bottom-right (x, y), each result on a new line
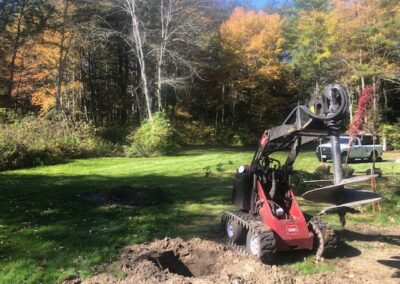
top-left (283, 255), bottom-right (338, 275)
top-left (0, 148), bottom-right (399, 282)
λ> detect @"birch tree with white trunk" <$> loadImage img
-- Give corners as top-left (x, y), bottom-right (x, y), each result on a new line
top-left (153, 0), bottom-right (209, 110)
top-left (117, 0), bottom-right (153, 119)
top-left (115, 0), bottom-right (210, 117)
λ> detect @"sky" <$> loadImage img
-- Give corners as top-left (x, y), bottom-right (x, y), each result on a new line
top-left (252, 0), bottom-right (268, 8)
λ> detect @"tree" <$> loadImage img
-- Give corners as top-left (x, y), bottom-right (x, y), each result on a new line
top-left (115, 0), bottom-right (212, 120)
top-left (1, 0), bottom-right (51, 104)
top-left (332, 0), bottom-right (400, 126)
top-left (219, 7), bottom-right (290, 136)
top-left (287, 8), bottom-right (339, 96)
top-left (152, 0), bottom-right (211, 111)
top-left (117, 0), bottom-right (153, 119)
top-left (11, 30), bottom-right (58, 111)
top-left (220, 7), bottom-right (284, 94)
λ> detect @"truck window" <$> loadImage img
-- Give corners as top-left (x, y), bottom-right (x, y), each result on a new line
top-left (361, 135), bottom-right (379, 145)
top-left (339, 137), bottom-right (350, 144)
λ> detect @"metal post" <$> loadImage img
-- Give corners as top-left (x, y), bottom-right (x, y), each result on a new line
top-left (331, 135), bottom-right (343, 184)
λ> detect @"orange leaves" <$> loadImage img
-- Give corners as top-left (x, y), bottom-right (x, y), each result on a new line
top-left (11, 29), bottom-right (60, 110)
top-left (31, 88), bottom-right (56, 111)
top-left (10, 26), bottom-right (80, 113)
top-left (220, 7), bottom-right (284, 84)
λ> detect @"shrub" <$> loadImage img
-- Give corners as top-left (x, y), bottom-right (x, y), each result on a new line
top-left (0, 111), bottom-right (118, 170)
top-left (218, 127), bottom-right (258, 146)
top-left (380, 123), bottom-right (400, 150)
top-left (126, 112), bottom-right (179, 157)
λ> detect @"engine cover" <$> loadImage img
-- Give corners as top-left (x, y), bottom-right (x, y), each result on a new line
top-left (232, 171), bottom-right (252, 210)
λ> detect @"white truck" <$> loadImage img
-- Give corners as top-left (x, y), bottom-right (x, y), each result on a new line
top-left (316, 135), bottom-right (383, 163)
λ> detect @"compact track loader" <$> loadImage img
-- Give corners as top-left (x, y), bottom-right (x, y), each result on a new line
top-left (221, 84), bottom-right (381, 260)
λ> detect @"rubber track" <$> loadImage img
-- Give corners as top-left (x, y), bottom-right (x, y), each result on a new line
top-left (221, 211), bottom-right (276, 260)
top-left (309, 217), bottom-right (337, 260)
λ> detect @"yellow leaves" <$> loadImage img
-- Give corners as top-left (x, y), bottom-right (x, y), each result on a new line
top-left (330, 0), bottom-right (400, 83)
top-left (11, 29), bottom-right (60, 108)
top-left (11, 26), bottom-right (81, 113)
top-left (174, 107), bottom-right (193, 120)
top-left (295, 9), bottom-right (338, 65)
top-left (220, 7), bottom-right (284, 83)
top-left (32, 88), bottom-right (56, 112)
top-left (69, 81), bottom-right (83, 92)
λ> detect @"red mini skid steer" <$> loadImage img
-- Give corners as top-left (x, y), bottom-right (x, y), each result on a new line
top-left (222, 84), bottom-right (381, 260)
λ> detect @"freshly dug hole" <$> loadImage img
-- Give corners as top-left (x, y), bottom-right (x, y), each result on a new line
top-left (147, 249), bottom-right (218, 277)
top-left (148, 250), bottom-right (193, 277)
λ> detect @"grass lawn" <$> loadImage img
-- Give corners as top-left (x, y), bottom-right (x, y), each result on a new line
top-left (0, 148), bottom-right (399, 283)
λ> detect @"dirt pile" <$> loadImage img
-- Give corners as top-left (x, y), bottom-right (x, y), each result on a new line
top-left (82, 238), bottom-right (295, 284)
top-left (75, 224), bottom-right (400, 284)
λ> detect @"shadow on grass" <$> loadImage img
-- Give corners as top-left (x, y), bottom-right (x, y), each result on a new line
top-left (274, 238), bottom-right (362, 267)
top-left (273, 223), bottom-right (400, 267)
top-left (0, 172), bottom-right (232, 282)
top-left (337, 229), bottom-right (400, 246)
top-left (0, 158), bottom-right (76, 173)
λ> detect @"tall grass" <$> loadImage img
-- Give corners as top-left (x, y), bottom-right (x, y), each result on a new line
top-left (0, 111), bottom-right (117, 170)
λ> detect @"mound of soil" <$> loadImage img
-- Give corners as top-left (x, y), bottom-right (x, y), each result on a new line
top-left (83, 186), bottom-right (172, 208)
top-left (72, 225), bottom-right (400, 284)
top-left (82, 238), bottom-right (295, 284)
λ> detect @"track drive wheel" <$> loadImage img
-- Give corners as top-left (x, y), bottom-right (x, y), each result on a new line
top-left (309, 217), bottom-right (337, 260)
top-left (246, 229), bottom-right (276, 261)
top-left (224, 218), bottom-right (246, 245)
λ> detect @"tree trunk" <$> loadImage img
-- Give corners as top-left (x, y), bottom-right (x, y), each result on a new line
top-left (155, 0), bottom-right (165, 111)
top-left (7, 1), bottom-right (26, 101)
top-left (221, 83), bottom-right (225, 124)
top-left (383, 87), bottom-right (388, 109)
top-left (156, 57), bottom-right (162, 111)
top-left (126, 0), bottom-right (152, 120)
top-left (56, 0), bottom-right (71, 110)
top-left (360, 50), bottom-right (365, 90)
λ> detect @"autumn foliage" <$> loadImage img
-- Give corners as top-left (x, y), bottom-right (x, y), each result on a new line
top-left (0, 0), bottom-right (399, 150)
top-left (348, 87), bottom-right (374, 137)
top-left (12, 31), bottom-right (59, 111)
top-left (220, 7), bottom-right (284, 87)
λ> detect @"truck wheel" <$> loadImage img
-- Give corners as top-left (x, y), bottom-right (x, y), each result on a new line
top-left (341, 152), bottom-right (348, 163)
top-left (369, 151), bottom-right (378, 162)
top-left (224, 219), bottom-right (246, 245)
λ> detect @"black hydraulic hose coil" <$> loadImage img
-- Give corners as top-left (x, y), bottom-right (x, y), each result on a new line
top-left (300, 84), bottom-right (348, 122)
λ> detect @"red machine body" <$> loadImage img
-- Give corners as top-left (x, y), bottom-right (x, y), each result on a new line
top-left (256, 180), bottom-right (313, 251)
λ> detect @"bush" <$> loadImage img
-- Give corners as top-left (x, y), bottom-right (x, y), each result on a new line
top-left (379, 123), bottom-right (400, 150)
top-left (126, 112), bottom-right (179, 157)
top-left (380, 123), bottom-right (400, 150)
top-left (0, 111), bottom-right (118, 170)
top-left (217, 127), bottom-right (258, 146)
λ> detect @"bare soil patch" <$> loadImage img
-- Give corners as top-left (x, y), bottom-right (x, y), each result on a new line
top-left (74, 226), bottom-right (399, 284)
top-left (82, 238), bottom-right (294, 284)
top-left (82, 186), bottom-right (172, 208)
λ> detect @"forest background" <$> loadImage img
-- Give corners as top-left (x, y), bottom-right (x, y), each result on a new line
top-left (0, 0), bottom-right (399, 168)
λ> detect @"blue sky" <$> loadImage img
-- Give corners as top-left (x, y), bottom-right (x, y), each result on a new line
top-left (252, 0), bottom-right (268, 8)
